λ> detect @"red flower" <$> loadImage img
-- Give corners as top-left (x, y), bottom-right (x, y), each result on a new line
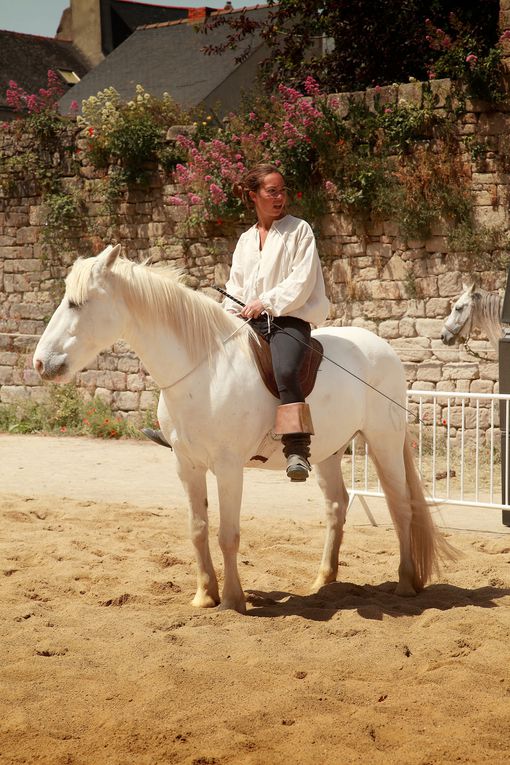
top-left (88, 126), bottom-right (95, 136)
top-left (216, 218), bottom-right (223, 226)
top-left (296, 191), bottom-right (303, 199)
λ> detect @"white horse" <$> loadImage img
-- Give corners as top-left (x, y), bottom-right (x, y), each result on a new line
top-left (33, 245), bottom-right (452, 613)
top-left (441, 282), bottom-right (503, 355)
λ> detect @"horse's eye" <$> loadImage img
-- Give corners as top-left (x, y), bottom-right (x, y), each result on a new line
top-left (68, 300), bottom-right (80, 310)
top-left (455, 306), bottom-right (462, 312)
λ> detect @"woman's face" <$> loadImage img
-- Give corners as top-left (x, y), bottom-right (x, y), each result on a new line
top-left (249, 172), bottom-right (287, 222)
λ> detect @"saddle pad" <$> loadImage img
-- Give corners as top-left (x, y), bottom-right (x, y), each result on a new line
top-left (249, 332), bottom-right (324, 400)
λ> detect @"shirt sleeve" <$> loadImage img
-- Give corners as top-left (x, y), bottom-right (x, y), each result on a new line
top-left (259, 233), bottom-right (319, 317)
top-left (222, 237), bottom-right (245, 314)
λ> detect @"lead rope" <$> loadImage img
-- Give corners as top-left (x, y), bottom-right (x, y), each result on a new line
top-left (214, 286), bottom-right (424, 425)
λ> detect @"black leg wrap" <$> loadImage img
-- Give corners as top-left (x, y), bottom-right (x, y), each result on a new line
top-left (281, 433), bottom-right (311, 459)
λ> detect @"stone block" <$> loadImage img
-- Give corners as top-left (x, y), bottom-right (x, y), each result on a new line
top-left (437, 272), bottom-right (462, 297)
top-left (16, 227), bottom-right (38, 245)
top-left (378, 320), bottom-right (399, 339)
top-left (339, 242), bottom-right (364, 258)
top-left (127, 373), bottom-right (146, 392)
top-left (442, 362), bottom-right (479, 381)
top-left (398, 81), bottom-right (423, 107)
top-left (415, 362), bottom-right (443, 382)
top-left (117, 356), bottom-right (140, 374)
top-left (0, 366), bottom-right (13, 384)
top-left (327, 93), bottom-right (351, 118)
top-left (477, 112), bottom-right (510, 135)
top-left (416, 276), bottom-right (438, 296)
top-left (415, 318), bottom-right (444, 338)
top-left (399, 318), bottom-right (416, 337)
top-left (470, 379), bottom-right (495, 394)
top-left (94, 388), bottom-right (113, 406)
top-left (412, 381), bottom-right (435, 391)
top-left (429, 78), bottom-right (452, 108)
top-left (403, 362), bottom-right (418, 382)
top-left (381, 254), bottom-right (407, 280)
top-left (331, 260), bottom-right (351, 283)
top-left (473, 206), bottom-right (507, 227)
top-left (0, 385), bottom-right (30, 403)
top-left (140, 390), bottom-right (158, 410)
top-left (23, 368), bottom-right (41, 386)
top-left (369, 281), bottom-right (404, 300)
top-left (321, 212), bottom-right (355, 237)
top-left (425, 297), bottom-right (451, 317)
top-left (113, 391), bottom-right (139, 411)
top-left (366, 242), bottom-right (392, 260)
top-left (425, 236), bottom-right (449, 253)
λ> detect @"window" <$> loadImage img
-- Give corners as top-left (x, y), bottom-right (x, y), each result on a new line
top-left (57, 69), bottom-right (81, 85)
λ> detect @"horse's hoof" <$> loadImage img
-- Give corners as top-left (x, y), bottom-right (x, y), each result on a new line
top-left (310, 573), bottom-right (336, 592)
top-left (395, 583), bottom-right (417, 597)
top-left (216, 600), bottom-right (247, 615)
top-left (191, 592), bottom-right (220, 608)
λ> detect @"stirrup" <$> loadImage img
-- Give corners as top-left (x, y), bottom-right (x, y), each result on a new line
top-left (286, 454), bottom-right (311, 482)
top-left (141, 428), bottom-right (172, 449)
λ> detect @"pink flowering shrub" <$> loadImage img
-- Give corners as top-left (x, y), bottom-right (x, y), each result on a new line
top-left (169, 77), bottom-right (342, 222)
top-left (425, 16), bottom-right (504, 101)
top-left (6, 70), bottom-right (65, 114)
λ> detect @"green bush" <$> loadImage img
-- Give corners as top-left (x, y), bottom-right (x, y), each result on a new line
top-left (0, 384), bottom-right (158, 440)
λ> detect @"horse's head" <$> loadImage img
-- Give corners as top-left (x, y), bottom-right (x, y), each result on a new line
top-left (33, 244), bottom-right (124, 382)
top-left (440, 282), bottom-right (479, 346)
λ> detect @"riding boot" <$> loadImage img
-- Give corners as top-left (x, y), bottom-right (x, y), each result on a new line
top-left (274, 402), bottom-right (314, 482)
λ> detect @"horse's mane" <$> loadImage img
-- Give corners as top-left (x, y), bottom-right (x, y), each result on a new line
top-left (66, 256), bottom-right (252, 363)
top-left (472, 287), bottom-right (503, 348)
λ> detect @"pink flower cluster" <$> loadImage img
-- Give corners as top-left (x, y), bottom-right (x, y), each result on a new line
top-left (6, 70), bottom-right (65, 114)
top-left (168, 77), bottom-right (332, 219)
top-left (425, 20), bottom-right (452, 52)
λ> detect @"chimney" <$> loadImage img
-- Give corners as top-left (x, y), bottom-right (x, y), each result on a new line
top-left (188, 7), bottom-right (214, 22)
top-left (59, 0), bottom-right (103, 67)
top-left (224, 1), bottom-right (233, 9)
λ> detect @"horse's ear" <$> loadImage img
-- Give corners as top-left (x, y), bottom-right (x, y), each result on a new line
top-left (96, 244), bottom-right (121, 271)
top-left (462, 281), bottom-right (476, 294)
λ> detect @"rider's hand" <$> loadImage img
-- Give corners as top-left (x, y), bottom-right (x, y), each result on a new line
top-left (240, 299), bottom-right (265, 319)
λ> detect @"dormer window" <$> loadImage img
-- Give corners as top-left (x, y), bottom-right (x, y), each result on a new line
top-left (58, 69), bottom-right (81, 85)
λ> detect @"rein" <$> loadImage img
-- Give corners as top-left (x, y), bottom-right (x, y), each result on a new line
top-left (214, 286), bottom-right (424, 425)
top-left (463, 340), bottom-right (495, 362)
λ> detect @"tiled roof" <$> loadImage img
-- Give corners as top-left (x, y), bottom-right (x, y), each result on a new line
top-left (0, 30), bottom-right (90, 112)
top-left (59, 5), bottom-right (270, 116)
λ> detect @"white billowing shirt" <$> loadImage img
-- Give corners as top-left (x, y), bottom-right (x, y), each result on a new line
top-left (223, 215), bottom-right (330, 325)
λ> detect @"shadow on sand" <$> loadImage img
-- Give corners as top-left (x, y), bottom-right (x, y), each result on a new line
top-left (245, 581), bottom-right (510, 621)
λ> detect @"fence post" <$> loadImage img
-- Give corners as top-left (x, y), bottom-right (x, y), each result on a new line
top-left (500, 269), bottom-right (510, 526)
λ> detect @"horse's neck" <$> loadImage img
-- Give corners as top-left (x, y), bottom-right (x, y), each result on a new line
top-left (473, 290), bottom-right (504, 349)
top-left (124, 313), bottom-right (194, 390)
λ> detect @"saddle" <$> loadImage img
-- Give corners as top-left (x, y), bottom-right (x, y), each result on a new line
top-left (249, 331), bottom-right (324, 399)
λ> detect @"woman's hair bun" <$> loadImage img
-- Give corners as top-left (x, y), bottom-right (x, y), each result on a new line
top-left (232, 182), bottom-right (244, 200)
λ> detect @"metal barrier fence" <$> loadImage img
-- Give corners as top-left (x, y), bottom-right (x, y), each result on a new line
top-left (347, 389), bottom-right (510, 514)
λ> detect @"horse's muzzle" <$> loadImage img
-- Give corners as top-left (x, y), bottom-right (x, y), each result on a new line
top-left (33, 355), bottom-right (68, 381)
top-left (440, 330), bottom-right (455, 346)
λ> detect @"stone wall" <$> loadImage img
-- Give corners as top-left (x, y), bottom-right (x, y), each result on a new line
top-left (1, 79), bottom-right (509, 438)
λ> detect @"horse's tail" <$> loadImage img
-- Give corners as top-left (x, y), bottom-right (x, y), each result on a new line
top-left (402, 432), bottom-right (458, 591)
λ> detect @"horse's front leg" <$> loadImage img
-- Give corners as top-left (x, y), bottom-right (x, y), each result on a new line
top-left (215, 459), bottom-right (246, 614)
top-left (175, 454), bottom-right (220, 608)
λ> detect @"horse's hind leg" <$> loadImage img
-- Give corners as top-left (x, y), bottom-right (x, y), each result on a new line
top-left (175, 454), bottom-right (220, 608)
top-left (363, 431), bottom-right (416, 596)
top-left (312, 450), bottom-right (349, 591)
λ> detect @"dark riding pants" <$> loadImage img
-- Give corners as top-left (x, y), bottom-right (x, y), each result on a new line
top-left (250, 315), bottom-right (311, 404)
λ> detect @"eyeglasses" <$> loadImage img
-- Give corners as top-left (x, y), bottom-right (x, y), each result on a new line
top-left (261, 187), bottom-right (288, 199)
